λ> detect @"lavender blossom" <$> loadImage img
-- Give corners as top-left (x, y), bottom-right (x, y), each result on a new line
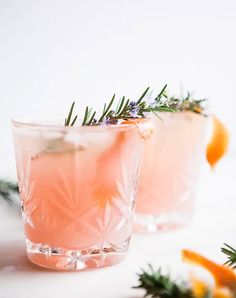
top-left (148, 100), bottom-right (157, 108)
top-left (129, 101), bottom-right (140, 118)
top-left (101, 117), bottom-right (118, 125)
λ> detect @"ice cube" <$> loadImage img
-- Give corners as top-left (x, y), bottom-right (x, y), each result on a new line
top-left (64, 132), bottom-right (88, 150)
top-left (82, 130), bottom-right (115, 150)
top-left (42, 131), bottom-right (64, 140)
top-left (136, 120), bottom-right (155, 139)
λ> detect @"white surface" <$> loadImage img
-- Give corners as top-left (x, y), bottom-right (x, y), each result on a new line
top-left (1, 0), bottom-right (236, 178)
top-left (0, 153), bottom-right (236, 298)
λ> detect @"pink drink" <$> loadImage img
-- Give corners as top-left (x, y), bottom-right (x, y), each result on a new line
top-left (134, 112), bottom-right (208, 233)
top-left (12, 119), bottom-right (143, 270)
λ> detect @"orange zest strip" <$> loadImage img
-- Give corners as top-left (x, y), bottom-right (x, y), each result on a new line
top-left (206, 115), bottom-right (229, 168)
top-left (182, 249), bottom-right (236, 291)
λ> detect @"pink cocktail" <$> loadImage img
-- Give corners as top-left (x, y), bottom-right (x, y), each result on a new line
top-left (12, 118), bottom-right (143, 270)
top-left (134, 112), bottom-right (209, 233)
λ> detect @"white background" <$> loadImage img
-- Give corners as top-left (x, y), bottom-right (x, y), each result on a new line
top-left (0, 2), bottom-right (236, 297)
top-left (0, 0), bottom-right (236, 178)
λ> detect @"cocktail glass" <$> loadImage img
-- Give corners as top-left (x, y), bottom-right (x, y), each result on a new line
top-left (134, 112), bottom-right (209, 233)
top-left (12, 117), bottom-right (144, 270)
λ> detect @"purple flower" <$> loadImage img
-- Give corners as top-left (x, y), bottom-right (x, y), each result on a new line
top-left (101, 117), bottom-right (118, 125)
top-left (129, 101), bottom-right (140, 118)
top-left (149, 100), bottom-right (157, 108)
top-left (130, 101), bottom-right (136, 107)
top-left (129, 107), bottom-right (139, 117)
top-left (101, 118), bottom-right (110, 125)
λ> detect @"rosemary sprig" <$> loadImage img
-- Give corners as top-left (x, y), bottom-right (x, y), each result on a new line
top-left (166, 91), bottom-right (207, 116)
top-left (222, 243), bottom-right (236, 269)
top-left (64, 86), bottom-right (207, 127)
top-left (64, 84), bottom-right (179, 127)
top-left (0, 179), bottom-right (19, 203)
top-left (133, 264), bottom-right (194, 298)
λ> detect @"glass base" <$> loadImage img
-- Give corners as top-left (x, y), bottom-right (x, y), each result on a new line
top-left (133, 212), bottom-right (192, 233)
top-left (26, 239), bottom-right (128, 271)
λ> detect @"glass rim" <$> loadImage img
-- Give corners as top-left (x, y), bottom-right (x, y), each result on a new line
top-left (11, 116), bottom-right (141, 132)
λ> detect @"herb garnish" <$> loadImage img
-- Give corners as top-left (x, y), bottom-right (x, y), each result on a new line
top-left (64, 85), bottom-right (179, 126)
top-left (0, 179), bottom-right (19, 203)
top-left (133, 264), bottom-right (194, 298)
top-left (64, 86), bottom-right (208, 126)
top-left (166, 91), bottom-right (207, 116)
top-left (222, 243), bottom-right (236, 269)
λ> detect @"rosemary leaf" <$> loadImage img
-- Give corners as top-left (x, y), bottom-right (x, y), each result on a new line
top-left (82, 106), bottom-right (89, 126)
top-left (155, 84), bottom-right (168, 101)
top-left (98, 94), bottom-right (116, 122)
top-left (117, 98), bottom-right (130, 117)
top-left (136, 87), bottom-right (150, 104)
top-left (116, 96), bottom-right (125, 114)
top-left (70, 115), bottom-right (78, 126)
top-left (103, 103), bottom-right (107, 115)
top-left (87, 111), bottom-right (96, 125)
top-left (65, 101), bottom-right (75, 126)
